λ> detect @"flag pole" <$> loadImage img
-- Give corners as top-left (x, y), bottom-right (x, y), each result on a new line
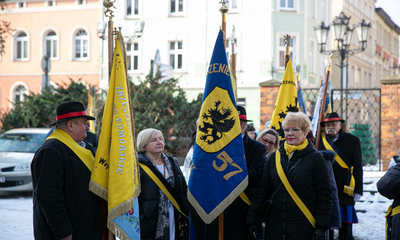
top-left (103, 1), bottom-right (115, 239)
top-left (231, 25), bottom-right (237, 102)
top-left (218, 2), bottom-right (229, 239)
top-left (315, 53), bottom-right (333, 149)
top-left (284, 34), bottom-right (291, 69)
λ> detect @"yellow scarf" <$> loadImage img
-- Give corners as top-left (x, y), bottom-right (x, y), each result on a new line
top-left (284, 139), bottom-right (308, 157)
top-left (46, 128), bottom-right (94, 171)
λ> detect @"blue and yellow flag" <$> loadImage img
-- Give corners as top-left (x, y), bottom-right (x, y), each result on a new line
top-left (270, 59), bottom-right (299, 139)
top-left (296, 74), bottom-right (307, 115)
top-left (188, 31), bottom-right (248, 224)
top-left (89, 33), bottom-right (140, 240)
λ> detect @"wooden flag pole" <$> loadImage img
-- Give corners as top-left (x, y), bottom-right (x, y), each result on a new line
top-left (315, 53), bottom-right (333, 149)
top-left (218, 1), bottom-right (229, 240)
top-left (231, 25), bottom-right (237, 102)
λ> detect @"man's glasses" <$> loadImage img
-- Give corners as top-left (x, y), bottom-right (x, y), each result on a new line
top-left (283, 128), bottom-right (301, 134)
top-left (261, 138), bottom-right (276, 145)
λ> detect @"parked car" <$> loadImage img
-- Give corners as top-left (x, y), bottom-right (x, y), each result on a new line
top-left (0, 128), bottom-right (50, 192)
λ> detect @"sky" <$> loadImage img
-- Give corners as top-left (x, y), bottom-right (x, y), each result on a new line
top-left (375, 0), bottom-right (400, 27)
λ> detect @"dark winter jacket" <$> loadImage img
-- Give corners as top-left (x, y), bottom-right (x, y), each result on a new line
top-left (247, 139), bottom-right (332, 240)
top-left (319, 150), bottom-right (341, 229)
top-left (377, 163), bottom-right (400, 239)
top-left (137, 152), bottom-right (190, 240)
top-left (191, 132), bottom-right (267, 240)
top-left (31, 138), bottom-right (103, 240)
top-left (318, 130), bottom-right (363, 206)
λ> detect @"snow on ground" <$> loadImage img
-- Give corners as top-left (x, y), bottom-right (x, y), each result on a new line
top-left (0, 171), bottom-right (392, 240)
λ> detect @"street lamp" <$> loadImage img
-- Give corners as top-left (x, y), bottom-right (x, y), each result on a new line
top-left (314, 11), bottom-right (371, 117)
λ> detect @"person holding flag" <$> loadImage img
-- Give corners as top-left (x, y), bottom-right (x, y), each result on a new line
top-left (31, 101), bottom-right (104, 240)
top-left (188, 30), bottom-right (266, 240)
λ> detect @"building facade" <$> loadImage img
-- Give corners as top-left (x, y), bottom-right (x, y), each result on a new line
top-left (0, 0), bottom-right (102, 114)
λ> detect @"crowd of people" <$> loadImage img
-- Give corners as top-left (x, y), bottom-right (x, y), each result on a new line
top-left (33, 101), bottom-right (400, 240)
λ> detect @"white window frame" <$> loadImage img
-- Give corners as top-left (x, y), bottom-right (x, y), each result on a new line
top-left (276, 33), bottom-right (298, 70)
top-left (169, 40), bottom-right (184, 72)
top-left (44, 30), bottom-right (59, 60)
top-left (279, 0), bottom-right (296, 11)
top-left (73, 29), bottom-right (90, 61)
top-left (169, 0), bottom-right (184, 16)
top-left (126, 42), bottom-right (140, 73)
top-left (126, 0), bottom-right (141, 18)
top-left (309, 40), bottom-right (315, 74)
top-left (14, 31), bottom-right (29, 61)
top-left (16, 2), bottom-right (26, 8)
top-left (9, 82), bottom-right (29, 109)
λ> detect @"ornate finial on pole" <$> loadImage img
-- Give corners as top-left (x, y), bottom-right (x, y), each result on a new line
top-left (219, 0), bottom-right (229, 48)
top-left (103, 0), bottom-right (116, 19)
top-left (283, 34), bottom-right (291, 69)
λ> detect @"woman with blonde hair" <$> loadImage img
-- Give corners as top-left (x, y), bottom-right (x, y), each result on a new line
top-left (256, 128), bottom-right (280, 159)
top-left (247, 112), bottom-right (332, 240)
top-left (137, 128), bottom-right (190, 240)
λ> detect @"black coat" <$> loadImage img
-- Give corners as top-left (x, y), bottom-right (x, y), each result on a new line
top-left (192, 132), bottom-right (267, 240)
top-left (318, 130), bottom-right (363, 205)
top-left (377, 164), bottom-right (400, 239)
top-left (138, 152), bottom-right (189, 240)
top-left (31, 139), bottom-right (103, 240)
top-left (247, 140), bottom-right (332, 239)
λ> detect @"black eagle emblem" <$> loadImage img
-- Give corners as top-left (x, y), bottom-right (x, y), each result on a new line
top-left (198, 100), bottom-right (235, 145)
top-left (272, 96), bottom-right (299, 138)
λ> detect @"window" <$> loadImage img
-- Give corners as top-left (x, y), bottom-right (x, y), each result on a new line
top-left (126, 0), bottom-right (139, 16)
top-left (169, 41), bottom-right (183, 70)
top-left (15, 32), bottom-right (29, 61)
top-left (309, 0), bottom-right (315, 18)
top-left (309, 41), bottom-right (315, 74)
top-left (227, 0), bottom-right (239, 12)
top-left (17, 2), bottom-right (25, 8)
top-left (280, 0), bottom-right (294, 10)
top-left (77, 0), bottom-right (85, 5)
top-left (170, 0), bottom-right (183, 14)
top-left (278, 36), bottom-right (296, 68)
top-left (47, 0), bottom-right (55, 6)
top-left (45, 31), bottom-right (58, 59)
top-left (14, 85), bottom-right (27, 104)
top-left (74, 30), bottom-right (89, 60)
top-left (126, 42), bottom-right (139, 72)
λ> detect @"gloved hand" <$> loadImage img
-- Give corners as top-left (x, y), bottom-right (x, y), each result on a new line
top-left (354, 193), bottom-right (361, 201)
top-left (313, 229), bottom-right (325, 240)
top-left (248, 225), bottom-right (257, 240)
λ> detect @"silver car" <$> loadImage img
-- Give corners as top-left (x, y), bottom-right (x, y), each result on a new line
top-left (0, 128), bottom-right (50, 192)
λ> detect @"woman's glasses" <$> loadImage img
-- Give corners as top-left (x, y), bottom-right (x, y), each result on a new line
top-left (283, 128), bottom-right (301, 134)
top-left (261, 138), bottom-right (276, 146)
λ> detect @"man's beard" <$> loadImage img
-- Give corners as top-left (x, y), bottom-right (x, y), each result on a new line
top-left (326, 129), bottom-right (338, 139)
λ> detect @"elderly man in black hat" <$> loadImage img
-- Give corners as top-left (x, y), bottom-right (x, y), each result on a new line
top-left (31, 101), bottom-right (104, 240)
top-left (318, 112), bottom-right (363, 240)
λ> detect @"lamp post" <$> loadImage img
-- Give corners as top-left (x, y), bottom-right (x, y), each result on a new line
top-left (314, 11), bottom-right (371, 118)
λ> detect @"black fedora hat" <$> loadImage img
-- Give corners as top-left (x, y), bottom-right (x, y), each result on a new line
top-left (320, 112), bottom-right (345, 127)
top-left (50, 101), bottom-right (95, 127)
top-left (237, 105), bottom-right (253, 122)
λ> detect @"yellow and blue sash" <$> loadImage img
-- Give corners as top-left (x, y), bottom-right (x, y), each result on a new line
top-left (385, 204), bottom-right (400, 240)
top-left (46, 128), bottom-right (94, 171)
top-left (275, 150), bottom-right (315, 227)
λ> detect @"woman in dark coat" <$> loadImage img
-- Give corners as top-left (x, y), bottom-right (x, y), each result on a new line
top-left (247, 112), bottom-right (332, 240)
top-left (137, 128), bottom-right (190, 240)
top-left (376, 161), bottom-right (400, 239)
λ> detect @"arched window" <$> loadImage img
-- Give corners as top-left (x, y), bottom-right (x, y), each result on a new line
top-left (14, 85), bottom-right (27, 103)
top-left (15, 32), bottom-right (29, 60)
top-left (45, 31), bottom-right (58, 59)
top-left (74, 30), bottom-right (89, 60)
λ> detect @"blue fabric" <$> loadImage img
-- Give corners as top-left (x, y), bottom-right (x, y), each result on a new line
top-left (297, 87), bottom-right (307, 114)
top-left (340, 205), bottom-right (358, 224)
top-left (188, 30), bottom-right (248, 221)
top-left (112, 198), bottom-right (141, 239)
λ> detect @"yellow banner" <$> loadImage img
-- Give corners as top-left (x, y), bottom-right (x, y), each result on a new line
top-left (270, 59), bottom-right (299, 139)
top-left (88, 90), bottom-right (96, 133)
top-left (89, 36), bottom-right (140, 229)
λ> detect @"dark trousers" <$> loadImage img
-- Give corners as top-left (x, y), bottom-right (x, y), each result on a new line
top-left (339, 222), bottom-right (354, 240)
